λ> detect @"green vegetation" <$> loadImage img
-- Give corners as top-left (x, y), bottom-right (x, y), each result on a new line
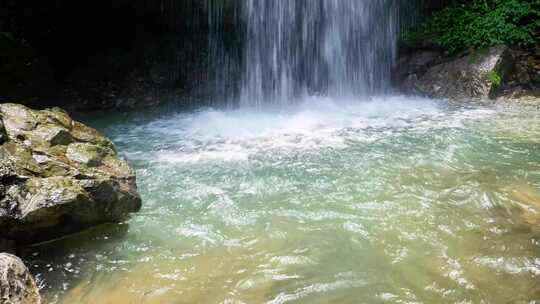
top-left (406, 0), bottom-right (540, 53)
top-left (532, 72), bottom-right (540, 84)
top-left (487, 70), bottom-right (503, 88)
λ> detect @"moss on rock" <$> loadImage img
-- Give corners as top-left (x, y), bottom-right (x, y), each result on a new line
top-left (0, 103), bottom-right (141, 245)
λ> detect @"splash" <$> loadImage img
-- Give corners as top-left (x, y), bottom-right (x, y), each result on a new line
top-left (125, 96), bottom-right (496, 164)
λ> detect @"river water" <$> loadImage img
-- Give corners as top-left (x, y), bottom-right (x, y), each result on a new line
top-left (24, 96), bottom-right (540, 303)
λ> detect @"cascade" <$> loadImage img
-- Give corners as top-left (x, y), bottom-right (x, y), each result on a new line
top-left (240, 0), bottom-right (400, 107)
top-left (210, 0), bottom-right (405, 107)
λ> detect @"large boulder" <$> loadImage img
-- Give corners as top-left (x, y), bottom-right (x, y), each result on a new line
top-left (0, 103), bottom-right (141, 245)
top-left (496, 48), bottom-right (540, 105)
top-left (400, 45), bottom-right (513, 100)
top-left (0, 253), bottom-right (41, 304)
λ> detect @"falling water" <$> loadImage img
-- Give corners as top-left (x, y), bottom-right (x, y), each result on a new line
top-left (75, 0), bottom-right (420, 108)
top-left (184, 0), bottom-right (414, 107)
top-left (238, 0), bottom-right (401, 107)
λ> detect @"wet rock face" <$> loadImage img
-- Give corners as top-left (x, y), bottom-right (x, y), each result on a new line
top-left (397, 45), bottom-right (513, 100)
top-left (393, 48), bottom-right (443, 91)
top-left (0, 103), bottom-right (141, 245)
top-left (0, 118), bottom-right (7, 144)
top-left (0, 239), bottom-right (15, 254)
top-left (0, 253), bottom-right (41, 304)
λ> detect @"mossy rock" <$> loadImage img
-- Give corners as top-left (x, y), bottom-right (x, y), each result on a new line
top-left (407, 45), bottom-right (513, 100)
top-left (0, 103), bottom-right (141, 245)
top-left (66, 142), bottom-right (109, 167)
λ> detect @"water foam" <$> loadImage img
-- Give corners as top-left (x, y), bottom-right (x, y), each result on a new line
top-left (126, 96), bottom-right (495, 164)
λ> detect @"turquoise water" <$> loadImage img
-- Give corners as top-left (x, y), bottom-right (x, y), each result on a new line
top-left (25, 96), bottom-right (540, 303)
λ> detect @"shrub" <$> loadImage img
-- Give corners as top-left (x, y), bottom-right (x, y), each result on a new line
top-left (405, 0), bottom-right (540, 53)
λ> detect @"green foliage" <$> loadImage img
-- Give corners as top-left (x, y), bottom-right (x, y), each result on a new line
top-left (487, 70), bottom-right (502, 88)
top-left (532, 73), bottom-right (540, 84)
top-left (0, 32), bottom-right (14, 40)
top-left (406, 0), bottom-right (540, 53)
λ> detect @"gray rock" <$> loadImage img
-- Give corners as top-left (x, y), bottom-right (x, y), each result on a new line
top-left (38, 108), bottom-right (73, 130)
top-left (0, 117), bottom-right (6, 145)
top-left (30, 124), bottom-right (74, 147)
top-left (0, 253), bottom-right (41, 304)
top-left (392, 48), bottom-right (443, 93)
top-left (66, 142), bottom-right (107, 167)
top-left (0, 148), bottom-right (17, 182)
top-left (0, 104), bottom-right (37, 140)
top-left (402, 45), bottom-right (512, 100)
top-left (71, 121), bottom-right (115, 151)
top-left (0, 103), bottom-right (141, 245)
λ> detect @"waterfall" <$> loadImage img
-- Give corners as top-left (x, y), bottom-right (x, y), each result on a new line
top-left (145, 0), bottom-right (425, 107)
top-left (240, 0), bottom-right (401, 107)
top-left (208, 0), bottom-right (403, 108)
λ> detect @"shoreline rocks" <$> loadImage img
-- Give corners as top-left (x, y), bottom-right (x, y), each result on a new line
top-left (394, 45), bottom-right (540, 103)
top-left (0, 253), bottom-right (41, 304)
top-left (0, 103), bottom-right (141, 246)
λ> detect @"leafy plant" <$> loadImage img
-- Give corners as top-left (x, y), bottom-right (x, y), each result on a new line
top-left (487, 70), bottom-right (502, 88)
top-left (405, 0), bottom-right (540, 53)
